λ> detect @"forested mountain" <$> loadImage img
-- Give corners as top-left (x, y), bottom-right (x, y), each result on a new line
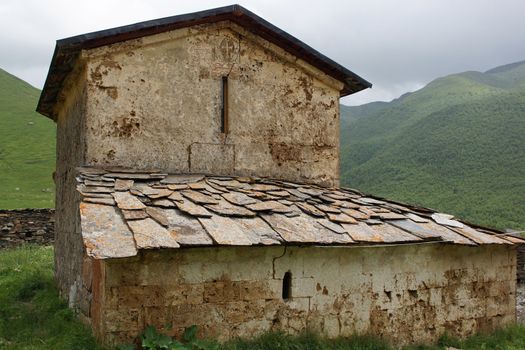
top-left (340, 61), bottom-right (525, 230)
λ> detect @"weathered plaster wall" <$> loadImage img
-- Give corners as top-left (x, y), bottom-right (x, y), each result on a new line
top-left (87, 244), bottom-right (516, 345)
top-left (54, 65), bottom-right (88, 303)
top-left (82, 21), bottom-right (342, 186)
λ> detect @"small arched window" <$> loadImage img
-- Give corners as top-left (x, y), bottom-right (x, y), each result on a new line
top-left (282, 271), bottom-right (292, 300)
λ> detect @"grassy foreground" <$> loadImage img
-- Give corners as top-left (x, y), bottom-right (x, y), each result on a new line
top-left (0, 245), bottom-right (103, 349)
top-left (1, 245), bottom-right (525, 350)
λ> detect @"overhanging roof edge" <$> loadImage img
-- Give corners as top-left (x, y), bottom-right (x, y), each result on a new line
top-left (36, 4), bottom-right (371, 119)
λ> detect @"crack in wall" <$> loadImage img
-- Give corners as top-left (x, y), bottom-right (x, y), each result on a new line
top-left (272, 245), bottom-right (287, 279)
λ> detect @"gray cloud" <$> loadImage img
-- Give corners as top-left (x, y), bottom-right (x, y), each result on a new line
top-left (1, 0), bottom-right (524, 106)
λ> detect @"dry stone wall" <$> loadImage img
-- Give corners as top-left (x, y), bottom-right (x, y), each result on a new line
top-left (0, 209), bottom-right (55, 248)
top-left (517, 244), bottom-right (525, 282)
top-left (87, 244), bottom-right (516, 346)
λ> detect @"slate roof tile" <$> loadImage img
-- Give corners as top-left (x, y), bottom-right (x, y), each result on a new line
top-left (75, 167), bottom-right (525, 259)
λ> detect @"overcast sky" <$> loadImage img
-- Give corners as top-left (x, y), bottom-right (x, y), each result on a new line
top-left (1, 0), bottom-right (524, 106)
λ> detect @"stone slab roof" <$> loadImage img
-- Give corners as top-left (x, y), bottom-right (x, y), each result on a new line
top-left (76, 167), bottom-right (524, 259)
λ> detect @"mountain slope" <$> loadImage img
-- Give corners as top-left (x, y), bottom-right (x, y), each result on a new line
top-left (0, 68), bottom-right (55, 209)
top-left (340, 61), bottom-right (525, 230)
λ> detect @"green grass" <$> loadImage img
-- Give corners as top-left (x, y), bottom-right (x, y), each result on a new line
top-left (2, 246), bottom-right (525, 350)
top-left (432, 326), bottom-right (525, 350)
top-left (0, 68), bottom-right (55, 209)
top-left (0, 245), bottom-right (104, 349)
top-left (221, 332), bottom-right (392, 349)
top-left (221, 328), bottom-right (525, 350)
top-left (341, 60), bottom-right (525, 231)
top-left (122, 325), bottom-right (525, 349)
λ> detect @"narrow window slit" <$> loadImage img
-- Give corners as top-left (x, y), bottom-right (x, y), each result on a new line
top-left (282, 271), bottom-right (292, 300)
top-left (221, 76), bottom-right (229, 133)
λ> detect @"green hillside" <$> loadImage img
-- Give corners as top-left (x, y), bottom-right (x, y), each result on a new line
top-left (0, 68), bottom-right (55, 209)
top-left (341, 60), bottom-right (525, 231)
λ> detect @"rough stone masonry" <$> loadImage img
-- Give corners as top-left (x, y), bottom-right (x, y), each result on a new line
top-left (0, 209), bottom-right (54, 248)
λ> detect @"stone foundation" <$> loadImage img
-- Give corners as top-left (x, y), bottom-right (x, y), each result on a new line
top-left (80, 243), bottom-right (516, 346)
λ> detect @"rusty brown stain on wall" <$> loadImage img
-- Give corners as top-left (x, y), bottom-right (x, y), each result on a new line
top-left (90, 58), bottom-right (122, 83)
top-left (98, 86), bottom-right (118, 100)
top-left (298, 76), bottom-right (313, 102)
top-left (109, 116), bottom-right (141, 138)
top-left (269, 143), bottom-right (302, 164)
top-left (89, 58), bottom-right (122, 100)
top-left (106, 149), bottom-right (116, 162)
